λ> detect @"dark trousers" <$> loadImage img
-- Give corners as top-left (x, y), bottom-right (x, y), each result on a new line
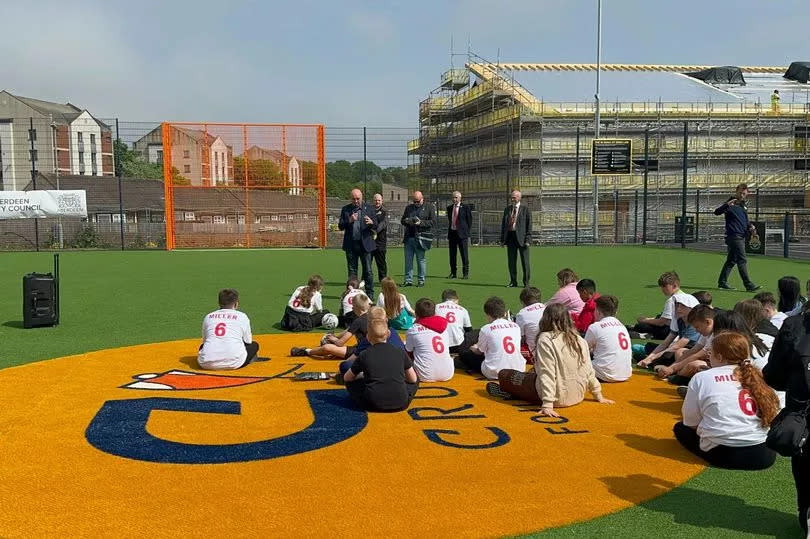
top-left (238, 342), bottom-right (260, 368)
top-left (458, 350), bottom-right (484, 373)
top-left (373, 246), bottom-right (387, 282)
top-left (346, 379), bottom-right (418, 412)
top-left (506, 231), bottom-right (530, 286)
top-left (346, 241), bottom-right (374, 297)
top-left (448, 230), bottom-right (469, 277)
top-left (719, 237), bottom-right (754, 288)
top-left (630, 321), bottom-right (671, 340)
top-left (792, 450), bottom-right (810, 533)
top-left (673, 422), bottom-right (776, 470)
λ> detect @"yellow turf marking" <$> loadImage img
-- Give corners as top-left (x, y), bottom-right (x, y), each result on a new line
top-left (0, 335), bottom-right (704, 537)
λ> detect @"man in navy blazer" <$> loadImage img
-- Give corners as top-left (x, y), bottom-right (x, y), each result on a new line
top-left (447, 191), bottom-right (473, 279)
top-left (338, 188), bottom-right (377, 297)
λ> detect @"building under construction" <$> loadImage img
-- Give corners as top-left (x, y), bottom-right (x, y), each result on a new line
top-left (408, 56), bottom-right (810, 244)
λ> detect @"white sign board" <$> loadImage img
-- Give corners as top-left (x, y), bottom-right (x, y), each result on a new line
top-left (0, 191), bottom-right (88, 219)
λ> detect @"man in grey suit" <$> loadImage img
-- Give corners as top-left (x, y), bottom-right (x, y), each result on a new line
top-left (500, 190), bottom-right (531, 288)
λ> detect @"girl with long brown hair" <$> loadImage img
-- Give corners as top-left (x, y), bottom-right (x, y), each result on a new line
top-left (487, 303), bottom-right (613, 416)
top-left (377, 277), bottom-right (415, 330)
top-left (675, 331), bottom-right (778, 470)
top-left (280, 274), bottom-right (325, 331)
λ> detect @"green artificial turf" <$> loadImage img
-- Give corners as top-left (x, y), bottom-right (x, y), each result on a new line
top-left (1, 245), bottom-right (807, 537)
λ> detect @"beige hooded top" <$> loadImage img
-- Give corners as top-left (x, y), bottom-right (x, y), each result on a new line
top-left (534, 331), bottom-right (602, 408)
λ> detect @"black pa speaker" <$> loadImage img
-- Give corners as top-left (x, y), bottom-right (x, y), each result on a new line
top-left (22, 254), bottom-right (60, 328)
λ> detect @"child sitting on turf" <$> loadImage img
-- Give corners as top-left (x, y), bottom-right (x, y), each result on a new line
top-left (290, 293), bottom-right (370, 359)
top-left (778, 276), bottom-right (805, 317)
top-left (754, 291), bottom-right (786, 329)
top-left (435, 289), bottom-right (473, 354)
top-left (377, 277), bottom-right (416, 330)
top-left (487, 303), bottom-right (614, 416)
top-left (344, 317), bottom-right (419, 412)
top-left (458, 296), bottom-right (525, 379)
top-left (546, 268), bottom-right (584, 316)
top-left (338, 277), bottom-right (366, 328)
top-left (339, 306), bottom-right (406, 376)
top-left (405, 298), bottom-right (454, 382)
top-left (637, 292), bottom-right (700, 369)
top-left (655, 304), bottom-right (715, 383)
top-left (280, 275), bottom-right (326, 332)
top-left (574, 278), bottom-right (600, 334)
top-left (692, 290), bottom-right (713, 307)
top-left (198, 288), bottom-right (262, 370)
top-left (515, 286), bottom-right (545, 363)
top-left (584, 295), bottom-right (632, 382)
top-left (675, 331), bottom-right (778, 470)
top-left (733, 299), bottom-right (776, 367)
top-left (628, 271), bottom-right (681, 340)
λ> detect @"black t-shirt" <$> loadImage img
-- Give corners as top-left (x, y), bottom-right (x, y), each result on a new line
top-left (348, 314), bottom-right (369, 340)
top-left (350, 342), bottom-right (413, 411)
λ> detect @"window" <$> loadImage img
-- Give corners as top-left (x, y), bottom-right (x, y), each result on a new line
top-left (78, 152), bottom-right (84, 164)
top-left (237, 215), bottom-right (245, 224)
top-left (201, 215), bottom-right (213, 223)
top-left (184, 212), bottom-right (195, 221)
top-left (96, 213), bottom-right (112, 223)
top-left (183, 164), bottom-right (191, 173)
top-left (77, 132), bottom-right (83, 142)
top-left (90, 133), bottom-right (95, 148)
top-left (795, 159), bottom-right (810, 171)
top-left (213, 215), bottom-right (226, 224)
top-left (183, 150), bottom-right (190, 159)
top-left (156, 150), bottom-right (163, 164)
top-left (226, 215), bottom-right (237, 224)
top-left (112, 213), bottom-right (125, 223)
top-left (91, 153), bottom-right (97, 165)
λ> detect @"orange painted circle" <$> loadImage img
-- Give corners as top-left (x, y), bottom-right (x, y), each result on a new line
top-left (0, 334), bottom-right (704, 537)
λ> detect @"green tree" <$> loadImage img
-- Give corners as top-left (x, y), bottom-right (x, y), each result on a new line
top-left (114, 139), bottom-right (163, 180)
top-left (233, 157), bottom-right (283, 186)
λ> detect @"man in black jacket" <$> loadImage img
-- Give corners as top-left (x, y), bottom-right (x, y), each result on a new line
top-left (764, 312), bottom-right (810, 534)
top-left (714, 183), bottom-right (760, 291)
top-left (447, 191), bottom-right (472, 279)
top-left (401, 190), bottom-right (435, 287)
top-left (372, 193), bottom-right (388, 281)
top-left (500, 190), bottom-right (531, 287)
top-left (338, 189), bottom-right (377, 298)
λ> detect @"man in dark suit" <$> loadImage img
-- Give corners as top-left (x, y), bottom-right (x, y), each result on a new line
top-left (372, 192), bottom-right (388, 282)
top-left (447, 191), bottom-right (472, 279)
top-left (500, 189), bottom-right (531, 287)
top-left (338, 188), bottom-right (377, 298)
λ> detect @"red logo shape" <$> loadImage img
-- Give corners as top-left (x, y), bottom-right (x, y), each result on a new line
top-left (121, 370), bottom-right (270, 391)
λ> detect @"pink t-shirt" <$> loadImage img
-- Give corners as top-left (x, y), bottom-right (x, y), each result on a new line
top-left (547, 282), bottom-right (585, 315)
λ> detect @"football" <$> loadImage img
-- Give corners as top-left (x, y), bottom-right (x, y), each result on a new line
top-left (322, 313), bottom-right (339, 330)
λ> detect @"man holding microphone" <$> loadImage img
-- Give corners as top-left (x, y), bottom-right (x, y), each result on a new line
top-left (715, 183), bottom-right (760, 292)
top-left (338, 188), bottom-right (377, 298)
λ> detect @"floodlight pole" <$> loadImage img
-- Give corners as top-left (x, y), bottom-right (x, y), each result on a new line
top-left (592, 0), bottom-right (602, 242)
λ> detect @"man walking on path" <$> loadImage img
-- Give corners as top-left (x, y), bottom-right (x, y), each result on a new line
top-left (715, 183), bottom-right (760, 292)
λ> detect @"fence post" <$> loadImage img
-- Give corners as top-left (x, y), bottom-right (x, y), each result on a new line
top-left (755, 188), bottom-right (760, 223)
top-left (362, 127), bottom-right (367, 200)
top-left (116, 119), bottom-right (125, 250)
top-left (680, 121), bottom-right (689, 249)
top-left (784, 212), bottom-right (790, 258)
top-left (574, 126), bottom-right (580, 246)
top-left (642, 128), bottom-right (649, 244)
top-left (695, 188), bottom-right (700, 243)
top-left (613, 189), bottom-right (619, 243)
top-left (634, 189), bottom-right (638, 243)
top-left (29, 117), bottom-right (40, 252)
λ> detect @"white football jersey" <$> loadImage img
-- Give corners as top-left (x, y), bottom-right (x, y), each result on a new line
top-left (770, 312), bottom-right (787, 330)
top-left (477, 319), bottom-right (526, 380)
top-left (435, 300), bottom-right (472, 347)
top-left (405, 323), bottom-right (454, 382)
top-left (584, 316), bottom-right (632, 382)
top-left (515, 302), bottom-right (546, 351)
top-left (682, 364), bottom-right (770, 451)
top-left (287, 286), bottom-right (323, 314)
top-left (198, 309), bottom-right (253, 370)
top-left (661, 294), bottom-right (677, 321)
top-left (341, 288), bottom-right (365, 315)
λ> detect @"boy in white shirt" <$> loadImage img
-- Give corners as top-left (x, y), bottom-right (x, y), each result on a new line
top-left (584, 295), bottom-right (632, 382)
top-left (515, 286), bottom-right (545, 363)
top-left (754, 291), bottom-right (787, 330)
top-left (198, 289), bottom-right (264, 370)
top-left (435, 289), bottom-right (472, 353)
top-left (405, 298), bottom-right (454, 382)
top-left (459, 296), bottom-right (525, 380)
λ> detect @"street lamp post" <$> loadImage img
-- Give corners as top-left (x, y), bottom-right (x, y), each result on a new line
top-left (593, 0), bottom-right (602, 242)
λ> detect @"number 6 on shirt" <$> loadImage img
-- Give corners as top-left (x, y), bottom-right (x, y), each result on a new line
top-left (432, 335), bottom-right (445, 354)
top-left (738, 389), bottom-right (758, 416)
top-left (617, 333), bottom-right (629, 350)
top-left (445, 312), bottom-right (456, 323)
top-left (214, 323), bottom-right (226, 337)
top-left (503, 336), bottom-right (515, 354)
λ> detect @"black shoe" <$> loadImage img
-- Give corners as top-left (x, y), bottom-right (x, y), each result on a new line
top-left (447, 274), bottom-right (457, 279)
top-left (746, 284), bottom-right (761, 292)
top-left (717, 283), bottom-right (736, 290)
top-left (290, 347), bottom-right (308, 357)
top-left (486, 382), bottom-right (514, 400)
top-left (506, 283), bottom-right (518, 288)
top-left (416, 282), bottom-right (425, 287)
top-left (402, 282), bottom-right (413, 287)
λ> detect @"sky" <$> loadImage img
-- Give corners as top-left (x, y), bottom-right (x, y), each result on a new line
top-left (2, 0), bottom-right (809, 127)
